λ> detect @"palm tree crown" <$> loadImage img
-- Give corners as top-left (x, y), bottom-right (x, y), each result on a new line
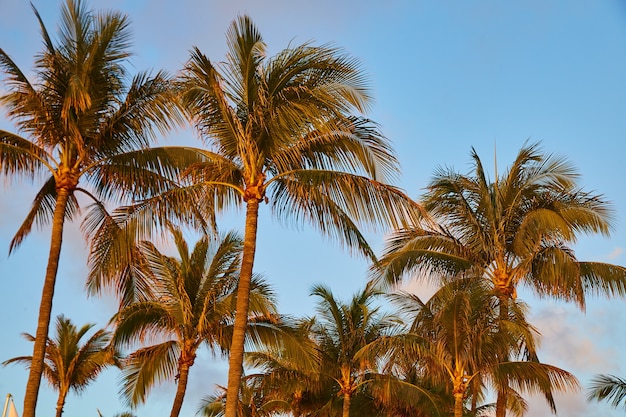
top-left (91, 14), bottom-right (422, 417)
top-left (0, 2), bottom-right (200, 414)
top-left (377, 142), bottom-right (626, 307)
top-left (112, 225), bottom-right (278, 417)
top-left (3, 315), bottom-right (117, 417)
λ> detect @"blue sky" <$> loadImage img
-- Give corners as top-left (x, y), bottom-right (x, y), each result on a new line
top-left (1, 1), bottom-right (626, 416)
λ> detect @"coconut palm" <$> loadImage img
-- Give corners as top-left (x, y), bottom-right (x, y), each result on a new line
top-left (587, 374), bottom-right (626, 411)
top-left (89, 15), bottom-right (422, 417)
top-left (111, 225), bottom-right (282, 417)
top-left (306, 283), bottom-right (404, 417)
top-left (238, 317), bottom-right (331, 417)
top-left (0, 2), bottom-right (203, 415)
top-left (390, 279), bottom-right (579, 417)
top-left (375, 142), bottom-right (626, 415)
top-left (3, 315), bottom-right (118, 417)
top-left (377, 142), bottom-right (626, 305)
top-left (198, 377), bottom-right (277, 417)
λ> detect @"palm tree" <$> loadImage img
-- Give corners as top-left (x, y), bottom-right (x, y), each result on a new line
top-left (90, 15), bottom-right (422, 417)
top-left (0, 2), bottom-right (203, 415)
top-left (3, 315), bottom-right (118, 417)
top-left (112, 225), bottom-right (280, 417)
top-left (198, 378), bottom-right (275, 417)
top-left (375, 142), bottom-right (626, 415)
top-left (390, 279), bottom-right (579, 417)
top-left (238, 318), bottom-right (325, 417)
top-left (307, 283), bottom-right (402, 417)
top-left (587, 374), bottom-right (626, 411)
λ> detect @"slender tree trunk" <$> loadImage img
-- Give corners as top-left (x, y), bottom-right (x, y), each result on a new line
top-left (342, 392), bottom-right (351, 417)
top-left (55, 389), bottom-right (68, 417)
top-left (170, 356), bottom-right (193, 417)
top-left (23, 190), bottom-right (71, 417)
top-left (454, 393), bottom-right (464, 417)
top-left (224, 199), bottom-right (260, 417)
top-left (495, 293), bottom-right (511, 417)
top-left (495, 391), bottom-right (507, 417)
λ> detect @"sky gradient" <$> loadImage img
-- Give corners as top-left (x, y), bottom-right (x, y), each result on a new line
top-left (1, 1), bottom-right (626, 416)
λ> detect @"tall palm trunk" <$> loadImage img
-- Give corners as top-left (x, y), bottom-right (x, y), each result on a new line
top-left (55, 387), bottom-right (68, 417)
top-left (170, 354), bottom-right (194, 417)
top-left (495, 392), bottom-right (507, 417)
top-left (224, 199), bottom-right (260, 417)
top-left (454, 393), bottom-right (464, 417)
top-left (495, 292), bottom-right (511, 417)
top-left (23, 189), bottom-right (71, 417)
top-left (342, 392), bottom-right (351, 417)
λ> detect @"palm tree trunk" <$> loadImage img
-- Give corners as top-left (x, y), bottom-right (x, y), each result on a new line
top-left (23, 189), bottom-right (71, 417)
top-left (55, 388), bottom-right (68, 417)
top-left (495, 293), bottom-right (510, 417)
top-left (170, 358), bottom-right (193, 417)
top-left (454, 393), bottom-right (464, 417)
top-left (495, 391), bottom-right (507, 417)
top-left (224, 199), bottom-right (260, 417)
top-left (342, 392), bottom-right (351, 417)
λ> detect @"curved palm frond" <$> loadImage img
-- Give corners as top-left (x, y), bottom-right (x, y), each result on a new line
top-left (587, 374), bottom-right (626, 409)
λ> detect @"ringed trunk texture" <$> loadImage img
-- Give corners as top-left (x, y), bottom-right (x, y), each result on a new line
top-left (224, 199), bottom-right (260, 417)
top-left (169, 359), bottom-right (193, 417)
top-left (495, 392), bottom-right (507, 417)
top-left (342, 392), bottom-right (351, 417)
top-left (454, 393), bottom-right (464, 417)
top-left (23, 190), bottom-right (71, 417)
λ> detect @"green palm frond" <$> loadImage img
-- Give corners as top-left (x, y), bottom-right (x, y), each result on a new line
top-left (587, 374), bottom-right (626, 409)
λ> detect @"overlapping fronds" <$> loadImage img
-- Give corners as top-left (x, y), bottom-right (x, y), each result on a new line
top-left (587, 374), bottom-right (626, 409)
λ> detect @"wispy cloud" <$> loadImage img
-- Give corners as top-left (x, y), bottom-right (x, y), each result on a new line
top-left (607, 247), bottom-right (623, 260)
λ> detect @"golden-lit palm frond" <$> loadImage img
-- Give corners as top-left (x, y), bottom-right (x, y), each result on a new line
top-left (119, 341), bottom-right (180, 407)
top-left (112, 302), bottom-right (175, 348)
top-left (269, 170), bottom-right (423, 259)
top-left (2, 315), bottom-right (116, 395)
top-left (374, 227), bottom-right (475, 287)
top-left (493, 361), bottom-right (580, 414)
top-left (269, 117), bottom-right (399, 183)
top-left (11, 181), bottom-right (81, 251)
top-left (0, 129), bottom-right (50, 176)
top-left (94, 70), bottom-right (183, 155)
top-left (579, 261), bottom-right (626, 298)
top-left (181, 47), bottom-right (244, 158)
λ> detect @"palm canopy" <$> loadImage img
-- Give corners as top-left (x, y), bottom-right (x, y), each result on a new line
top-left (389, 279), bottom-right (578, 416)
top-left (111, 225), bottom-right (279, 416)
top-left (308, 283), bottom-right (404, 417)
top-left (3, 315), bottom-right (117, 417)
top-left (375, 142), bottom-right (626, 308)
top-left (0, 0), bottom-right (199, 248)
top-left (0, 2), bottom-right (204, 415)
top-left (90, 15), bottom-right (422, 417)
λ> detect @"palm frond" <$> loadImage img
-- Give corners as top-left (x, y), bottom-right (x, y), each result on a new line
top-left (119, 341), bottom-right (180, 407)
top-left (587, 374), bottom-right (626, 409)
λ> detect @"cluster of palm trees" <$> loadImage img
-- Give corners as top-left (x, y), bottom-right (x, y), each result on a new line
top-left (1, 1), bottom-right (625, 416)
